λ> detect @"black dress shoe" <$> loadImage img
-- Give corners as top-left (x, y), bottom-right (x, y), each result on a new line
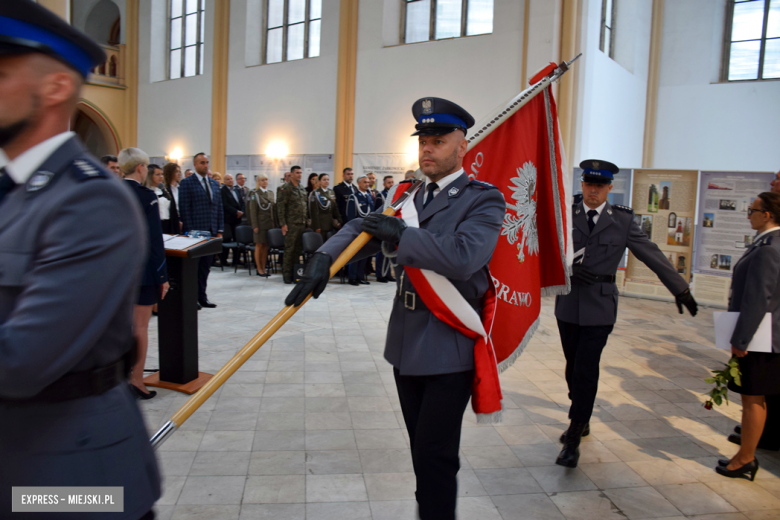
top-left (129, 384), bottom-right (157, 400)
top-left (715, 458), bottom-right (759, 481)
top-left (376, 277), bottom-right (387, 283)
top-left (197, 301), bottom-right (202, 310)
top-left (199, 299), bottom-right (217, 308)
top-left (556, 421), bottom-right (587, 468)
top-left (349, 280), bottom-right (359, 286)
top-left (359, 280), bottom-right (370, 285)
top-left (728, 432), bottom-right (779, 451)
top-left (385, 275), bottom-right (396, 282)
top-left (734, 425), bottom-right (742, 435)
top-left (284, 276), bottom-right (293, 284)
top-left (559, 422), bottom-right (590, 443)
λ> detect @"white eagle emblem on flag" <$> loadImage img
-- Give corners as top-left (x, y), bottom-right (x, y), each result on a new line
top-left (501, 161), bottom-right (538, 263)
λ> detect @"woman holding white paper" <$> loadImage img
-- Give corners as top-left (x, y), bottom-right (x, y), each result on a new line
top-left (717, 192), bottom-right (780, 480)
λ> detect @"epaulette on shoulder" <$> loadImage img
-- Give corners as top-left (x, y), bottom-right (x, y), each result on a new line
top-left (469, 179), bottom-right (497, 190)
top-left (71, 158), bottom-right (109, 181)
top-left (612, 204), bottom-right (634, 214)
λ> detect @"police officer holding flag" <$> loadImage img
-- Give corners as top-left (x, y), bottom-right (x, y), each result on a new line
top-left (0, 2), bottom-right (159, 518)
top-left (554, 160), bottom-right (698, 468)
top-left (285, 97), bottom-right (505, 519)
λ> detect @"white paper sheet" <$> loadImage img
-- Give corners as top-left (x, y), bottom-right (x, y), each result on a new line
top-left (713, 312), bottom-right (772, 352)
top-left (164, 236), bottom-right (207, 251)
top-left (162, 234), bottom-right (177, 241)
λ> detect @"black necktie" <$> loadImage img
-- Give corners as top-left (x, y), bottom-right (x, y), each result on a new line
top-left (0, 167), bottom-right (16, 205)
top-left (424, 182), bottom-right (438, 209)
top-left (203, 176), bottom-right (211, 200)
top-left (587, 209), bottom-right (598, 232)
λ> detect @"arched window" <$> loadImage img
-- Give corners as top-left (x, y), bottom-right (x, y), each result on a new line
top-left (403, 0), bottom-right (493, 44)
top-left (169, 0), bottom-right (205, 79)
top-left (264, 0), bottom-right (322, 64)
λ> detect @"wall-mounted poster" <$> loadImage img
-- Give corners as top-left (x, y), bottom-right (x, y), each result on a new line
top-left (624, 169), bottom-right (698, 300)
top-left (352, 154), bottom-right (417, 187)
top-left (692, 171), bottom-right (776, 307)
top-left (225, 154), bottom-right (305, 193)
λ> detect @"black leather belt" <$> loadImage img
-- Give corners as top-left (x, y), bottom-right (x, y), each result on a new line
top-left (0, 358), bottom-right (128, 404)
top-left (593, 274), bottom-right (616, 283)
top-left (400, 290), bottom-right (482, 312)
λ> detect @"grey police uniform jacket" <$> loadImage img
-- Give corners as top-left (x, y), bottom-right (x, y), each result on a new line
top-left (555, 200), bottom-right (689, 327)
top-left (728, 229), bottom-right (780, 353)
top-left (319, 172), bottom-right (505, 376)
top-left (0, 137), bottom-right (161, 519)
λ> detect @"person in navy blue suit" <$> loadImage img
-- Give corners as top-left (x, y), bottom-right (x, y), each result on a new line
top-left (346, 175), bottom-right (375, 285)
top-left (120, 148), bottom-right (169, 399)
top-left (178, 153), bottom-right (223, 308)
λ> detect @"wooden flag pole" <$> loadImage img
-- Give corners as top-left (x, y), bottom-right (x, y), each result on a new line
top-left (151, 183), bottom-right (421, 449)
top-left (151, 56), bottom-right (581, 449)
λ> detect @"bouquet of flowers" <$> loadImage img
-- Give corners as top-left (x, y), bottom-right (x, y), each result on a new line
top-left (703, 356), bottom-right (741, 410)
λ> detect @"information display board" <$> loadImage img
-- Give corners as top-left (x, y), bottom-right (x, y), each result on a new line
top-left (692, 171), bottom-right (775, 306)
top-left (225, 155), bottom-right (305, 193)
top-left (624, 169), bottom-right (698, 300)
top-left (352, 154), bottom-right (417, 186)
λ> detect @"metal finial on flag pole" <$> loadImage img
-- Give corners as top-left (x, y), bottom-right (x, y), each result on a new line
top-left (151, 180), bottom-right (424, 450)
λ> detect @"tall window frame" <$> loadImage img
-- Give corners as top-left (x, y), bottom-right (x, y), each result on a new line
top-left (168, 0), bottom-right (205, 80)
top-left (402, 0), bottom-right (494, 45)
top-left (599, 0), bottom-right (616, 58)
top-left (722, 0), bottom-right (780, 81)
top-left (263, 0), bottom-right (322, 65)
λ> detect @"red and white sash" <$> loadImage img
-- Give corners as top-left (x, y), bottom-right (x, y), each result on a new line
top-left (392, 182), bottom-right (503, 423)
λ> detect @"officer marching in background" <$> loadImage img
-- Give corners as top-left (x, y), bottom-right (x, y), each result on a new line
top-left (554, 160), bottom-right (699, 468)
top-left (285, 97), bottom-right (505, 519)
top-left (0, 1), bottom-right (160, 518)
top-left (277, 165), bottom-right (308, 283)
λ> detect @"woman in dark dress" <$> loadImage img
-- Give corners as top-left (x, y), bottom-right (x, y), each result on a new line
top-left (161, 162), bottom-right (182, 234)
top-left (717, 192), bottom-right (780, 480)
top-left (120, 147), bottom-right (169, 400)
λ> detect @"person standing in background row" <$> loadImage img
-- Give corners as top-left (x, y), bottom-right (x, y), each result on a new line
top-left (278, 165), bottom-right (308, 284)
top-left (236, 173), bottom-right (250, 223)
top-left (306, 172), bottom-right (319, 196)
top-left (345, 175), bottom-right (374, 286)
top-left (184, 168), bottom-right (193, 178)
top-left (101, 154), bottom-right (120, 176)
top-left (554, 159), bottom-right (698, 469)
top-left (248, 173), bottom-right (276, 277)
top-left (404, 169), bottom-right (416, 180)
top-left (144, 163), bottom-right (172, 235)
top-left (220, 173), bottom-right (245, 267)
top-left (334, 167), bottom-right (356, 220)
top-left (277, 170), bottom-right (291, 201)
top-left (0, 3), bottom-right (160, 515)
top-left (375, 175), bottom-right (397, 283)
top-left (120, 149), bottom-right (169, 400)
top-left (162, 162), bottom-right (182, 234)
top-left (309, 172), bottom-right (342, 243)
top-left (178, 152), bottom-right (223, 309)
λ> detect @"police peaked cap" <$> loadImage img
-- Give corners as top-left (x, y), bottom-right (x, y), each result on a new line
top-left (412, 97), bottom-right (476, 137)
top-left (579, 159), bottom-right (619, 185)
top-left (0, 0), bottom-right (106, 77)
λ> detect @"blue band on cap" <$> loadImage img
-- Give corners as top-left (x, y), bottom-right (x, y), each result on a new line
top-left (418, 113), bottom-right (467, 129)
top-left (0, 16), bottom-right (94, 76)
top-left (582, 168), bottom-right (614, 178)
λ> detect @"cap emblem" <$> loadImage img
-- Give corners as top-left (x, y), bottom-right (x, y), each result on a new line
top-left (592, 161), bottom-right (600, 170)
top-left (422, 99), bottom-right (433, 115)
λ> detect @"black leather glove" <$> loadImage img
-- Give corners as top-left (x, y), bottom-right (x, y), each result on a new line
top-left (361, 213), bottom-right (407, 244)
top-left (675, 288), bottom-right (698, 317)
top-left (285, 252), bottom-right (332, 307)
top-left (570, 264), bottom-right (598, 286)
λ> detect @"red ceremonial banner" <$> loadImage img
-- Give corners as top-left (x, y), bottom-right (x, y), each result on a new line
top-left (463, 85), bottom-right (570, 371)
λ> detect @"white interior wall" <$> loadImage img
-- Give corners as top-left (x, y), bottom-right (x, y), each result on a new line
top-left (653, 0), bottom-right (780, 171)
top-left (137, 0), bottom-right (215, 159)
top-left (575, 0), bottom-right (652, 169)
top-left (224, 0), bottom-right (340, 156)
top-left (353, 0), bottom-right (526, 156)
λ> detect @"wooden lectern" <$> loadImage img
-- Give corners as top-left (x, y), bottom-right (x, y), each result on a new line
top-left (144, 237), bottom-right (223, 394)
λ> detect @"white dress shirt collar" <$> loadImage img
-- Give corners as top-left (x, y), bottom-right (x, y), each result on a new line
top-left (425, 168), bottom-right (464, 198)
top-left (0, 131), bottom-right (75, 184)
top-left (755, 226), bottom-right (780, 241)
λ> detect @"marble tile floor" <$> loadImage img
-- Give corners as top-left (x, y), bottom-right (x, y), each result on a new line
top-left (140, 268), bottom-right (780, 520)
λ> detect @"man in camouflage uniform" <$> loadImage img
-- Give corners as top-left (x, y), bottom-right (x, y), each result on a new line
top-left (309, 173), bottom-right (342, 242)
top-left (278, 165), bottom-right (308, 283)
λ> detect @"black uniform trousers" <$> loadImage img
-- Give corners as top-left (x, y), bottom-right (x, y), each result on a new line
top-left (557, 319), bottom-right (614, 423)
top-left (197, 255), bottom-right (212, 302)
top-left (393, 368), bottom-right (473, 520)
